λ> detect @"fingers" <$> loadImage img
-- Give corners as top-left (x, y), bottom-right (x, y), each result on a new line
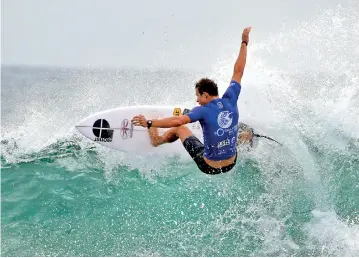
top-left (132, 114), bottom-right (143, 119)
top-left (132, 114), bottom-right (143, 121)
top-left (131, 114), bottom-right (146, 127)
top-left (242, 27), bottom-right (252, 44)
top-left (243, 27), bottom-right (252, 35)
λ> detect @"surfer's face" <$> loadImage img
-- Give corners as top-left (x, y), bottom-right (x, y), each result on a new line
top-left (195, 88), bottom-right (209, 105)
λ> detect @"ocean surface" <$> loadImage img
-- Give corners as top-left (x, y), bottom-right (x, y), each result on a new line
top-left (2, 5), bottom-right (359, 257)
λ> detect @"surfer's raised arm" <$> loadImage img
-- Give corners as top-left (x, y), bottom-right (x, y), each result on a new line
top-left (231, 27), bottom-right (251, 84)
top-left (222, 27), bottom-right (251, 105)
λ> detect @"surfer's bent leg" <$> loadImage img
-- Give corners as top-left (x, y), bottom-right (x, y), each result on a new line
top-left (149, 126), bottom-right (193, 147)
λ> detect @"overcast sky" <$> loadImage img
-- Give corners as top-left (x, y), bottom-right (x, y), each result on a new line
top-left (1, 0), bottom-right (347, 70)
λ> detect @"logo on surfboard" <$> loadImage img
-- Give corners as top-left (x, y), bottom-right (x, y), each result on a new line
top-left (173, 108), bottom-right (182, 116)
top-left (93, 119), bottom-right (113, 142)
top-left (120, 119), bottom-right (134, 139)
top-left (182, 108), bottom-right (190, 115)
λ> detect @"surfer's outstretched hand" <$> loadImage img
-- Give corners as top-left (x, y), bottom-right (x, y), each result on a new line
top-left (132, 114), bottom-right (147, 127)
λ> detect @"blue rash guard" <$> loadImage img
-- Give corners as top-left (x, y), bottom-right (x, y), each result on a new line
top-left (186, 80), bottom-right (241, 161)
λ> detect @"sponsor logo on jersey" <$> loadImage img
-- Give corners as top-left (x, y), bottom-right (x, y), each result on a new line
top-left (217, 111), bottom-right (233, 129)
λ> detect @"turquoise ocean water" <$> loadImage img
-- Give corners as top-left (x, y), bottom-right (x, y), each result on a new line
top-left (2, 5), bottom-right (359, 256)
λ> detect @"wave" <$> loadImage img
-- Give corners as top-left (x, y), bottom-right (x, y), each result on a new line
top-left (2, 4), bottom-right (359, 256)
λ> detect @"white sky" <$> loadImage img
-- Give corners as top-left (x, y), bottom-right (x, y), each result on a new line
top-left (2, 0), bottom-right (343, 70)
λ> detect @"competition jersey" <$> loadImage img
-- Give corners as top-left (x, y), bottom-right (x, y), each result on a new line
top-left (186, 80), bottom-right (241, 161)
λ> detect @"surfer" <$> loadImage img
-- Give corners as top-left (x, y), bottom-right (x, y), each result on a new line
top-left (132, 27), bottom-right (252, 175)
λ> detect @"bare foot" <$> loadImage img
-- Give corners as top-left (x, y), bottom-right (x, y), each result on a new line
top-left (238, 130), bottom-right (254, 144)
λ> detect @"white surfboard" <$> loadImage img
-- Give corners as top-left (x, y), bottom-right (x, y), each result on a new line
top-left (76, 105), bottom-right (282, 157)
top-left (75, 105), bottom-right (203, 156)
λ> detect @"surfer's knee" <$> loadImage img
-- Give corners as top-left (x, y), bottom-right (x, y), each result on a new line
top-left (175, 125), bottom-right (193, 142)
top-left (175, 125), bottom-right (188, 135)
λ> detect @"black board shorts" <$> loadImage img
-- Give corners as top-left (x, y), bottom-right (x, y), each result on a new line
top-left (183, 136), bottom-right (237, 175)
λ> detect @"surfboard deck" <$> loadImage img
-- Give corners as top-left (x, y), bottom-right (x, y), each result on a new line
top-left (75, 105), bottom-right (203, 156)
top-left (75, 105), bottom-right (278, 157)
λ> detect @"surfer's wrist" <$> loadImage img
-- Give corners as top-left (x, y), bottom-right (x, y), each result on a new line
top-left (147, 120), bottom-right (152, 128)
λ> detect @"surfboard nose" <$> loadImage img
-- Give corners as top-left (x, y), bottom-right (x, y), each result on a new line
top-left (75, 116), bottom-right (95, 139)
top-left (75, 124), bottom-right (93, 140)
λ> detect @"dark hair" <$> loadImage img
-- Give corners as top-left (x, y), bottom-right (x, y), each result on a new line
top-left (195, 78), bottom-right (219, 96)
